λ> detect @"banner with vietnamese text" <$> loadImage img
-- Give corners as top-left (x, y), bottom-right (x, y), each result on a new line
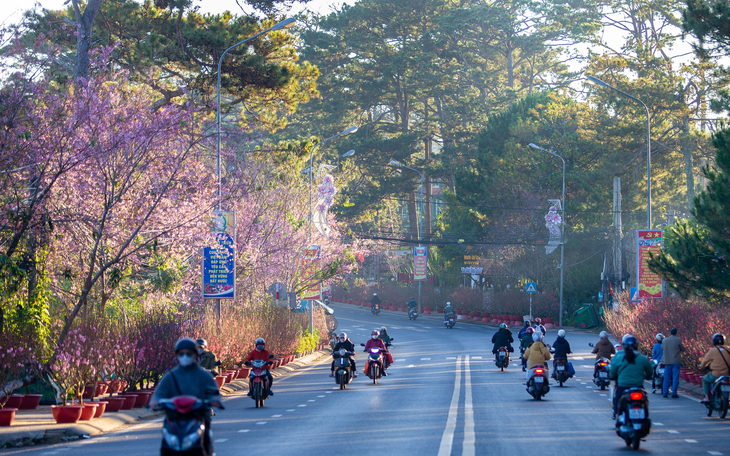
top-left (414, 246), bottom-right (428, 281)
top-left (636, 230), bottom-right (663, 298)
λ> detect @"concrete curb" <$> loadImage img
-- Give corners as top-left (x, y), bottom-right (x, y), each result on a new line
top-left (0, 350), bottom-right (331, 449)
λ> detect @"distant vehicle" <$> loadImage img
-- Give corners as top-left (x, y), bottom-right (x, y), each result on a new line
top-left (526, 366), bottom-right (550, 400)
top-left (408, 307), bottom-right (418, 321)
top-left (495, 347), bottom-right (510, 371)
top-left (332, 349), bottom-right (355, 390)
top-left (553, 357), bottom-right (570, 387)
top-left (244, 356), bottom-right (274, 408)
top-left (444, 314), bottom-right (455, 329)
top-left (615, 388), bottom-right (651, 450)
top-left (371, 303), bottom-right (380, 316)
top-left (593, 357), bottom-right (611, 390)
top-left (360, 343), bottom-right (385, 384)
top-left (704, 375), bottom-right (730, 419)
top-left (651, 360), bottom-right (664, 394)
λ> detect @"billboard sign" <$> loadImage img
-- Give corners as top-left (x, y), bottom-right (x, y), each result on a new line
top-left (636, 230), bottom-right (663, 298)
top-left (414, 246), bottom-right (428, 281)
top-left (202, 211), bottom-right (236, 299)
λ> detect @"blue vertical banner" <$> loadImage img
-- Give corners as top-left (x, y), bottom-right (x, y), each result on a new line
top-left (202, 211), bottom-right (236, 299)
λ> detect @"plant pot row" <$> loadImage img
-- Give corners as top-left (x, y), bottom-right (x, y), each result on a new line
top-left (1, 394), bottom-right (43, 410)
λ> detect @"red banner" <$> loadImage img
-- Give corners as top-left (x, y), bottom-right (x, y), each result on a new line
top-left (636, 230), bottom-right (663, 298)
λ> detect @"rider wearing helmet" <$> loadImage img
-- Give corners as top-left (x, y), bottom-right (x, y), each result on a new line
top-left (523, 330), bottom-right (551, 384)
top-left (378, 326), bottom-right (392, 345)
top-left (196, 338), bottom-right (220, 375)
top-left (700, 333), bottom-right (730, 403)
top-left (518, 321), bottom-right (531, 340)
top-left (491, 323), bottom-right (515, 355)
top-left (364, 330), bottom-right (388, 376)
top-left (608, 335), bottom-right (653, 418)
top-left (533, 318), bottom-right (546, 336)
top-left (652, 333), bottom-right (664, 363)
top-left (552, 329), bottom-right (573, 378)
top-left (330, 332), bottom-right (357, 378)
top-left (592, 330), bottom-right (616, 360)
top-left (245, 338), bottom-right (275, 396)
top-left (370, 293), bottom-right (381, 311)
top-left (407, 297), bottom-right (418, 311)
top-left (520, 327), bottom-right (535, 372)
top-left (150, 338), bottom-right (222, 453)
top-left (443, 302), bottom-right (455, 322)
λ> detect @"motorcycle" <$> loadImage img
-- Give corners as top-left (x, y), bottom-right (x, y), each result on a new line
top-left (705, 375), bottom-right (730, 419)
top-left (360, 343), bottom-right (385, 384)
top-left (651, 360), bottom-right (664, 394)
top-left (332, 349), bottom-right (355, 390)
top-left (615, 388), bottom-right (651, 450)
top-left (553, 358), bottom-right (571, 386)
top-left (371, 303), bottom-right (380, 316)
top-left (526, 365), bottom-right (550, 400)
top-left (244, 356), bottom-right (274, 408)
top-left (408, 306), bottom-right (418, 320)
top-left (520, 346), bottom-right (526, 372)
top-left (495, 347), bottom-right (510, 371)
top-left (593, 357), bottom-right (611, 390)
top-left (155, 396), bottom-right (224, 456)
top-left (444, 313), bottom-right (456, 329)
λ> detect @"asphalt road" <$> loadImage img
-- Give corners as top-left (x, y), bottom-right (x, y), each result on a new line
top-left (3, 303), bottom-right (729, 456)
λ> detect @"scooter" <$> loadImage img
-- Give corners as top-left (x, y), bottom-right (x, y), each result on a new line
top-left (444, 313), bottom-right (456, 329)
top-left (593, 357), bottom-right (611, 390)
top-left (705, 375), bottom-right (730, 419)
top-left (553, 357), bottom-right (571, 386)
top-left (332, 349), bottom-right (355, 390)
top-left (244, 356), bottom-right (274, 408)
top-left (495, 347), bottom-right (510, 371)
top-left (408, 306), bottom-right (418, 320)
top-left (651, 360), bottom-right (664, 394)
top-left (371, 303), bottom-right (380, 316)
top-left (615, 388), bottom-right (651, 450)
top-left (520, 346), bottom-right (527, 372)
top-left (527, 365), bottom-right (550, 400)
top-left (360, 343), bottom-right (385, 384)
top-left (155, 396), bottom-right (224, 456)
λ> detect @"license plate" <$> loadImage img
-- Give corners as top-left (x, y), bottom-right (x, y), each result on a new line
top-left (600, 372), bottom-right (608, 378)
top-left (721, 385), bottom-right (730, 392)
top-left (499, 353), bottom-right (505, 357)
top-left (558, 366), bottom-right (565, 371)
top-left (628, 408), bottom-right (645, 420)
top-left (658, 369), bottom-right (664, 374)
top-left (535, 377), bottom-right (544, 383)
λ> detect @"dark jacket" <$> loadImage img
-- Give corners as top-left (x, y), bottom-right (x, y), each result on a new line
top-left (199, 350), bottom-right (218, 372)
top-left (518, 325), bottom-right (530, 340)
top-left (333, 339), bottom-right (355, 353)
top-left (407, 299), bottom-right (418, 309)
top-left (492, 328), bottom-right (514, 353)
top-left (151, 363), bottom-right (221, 404)
top-left (661, 335), bottom-right (685, 364)
top-left (552, 337), bottom-right (572, 359)
top-left (379, 332), bottom-right (392, 345)
top-left (520, 334), bottom-right (533, 350)
top-left (370, 295), bottom-right (381, 306)
top-left (592, 338), bottom-right (616, 360)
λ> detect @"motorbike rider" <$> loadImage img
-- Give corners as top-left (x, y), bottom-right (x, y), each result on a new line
top-left (551, 329), bottom-right (573, 378)
top-left (443, 302), bottom-right (455, 322)
top-left (150, 338), bottom-right (222, 454)
top-left (492, 323), bottom-right (515, 355)
top-left (592, 331), bottom-right (616, 360)
top-left (518, 321), bottom-right (531, 340)
top-left (407, 297), bottom-right (418, 312)
top-left (523, 330), bottom-right (551, 384)
top-left (700, 333), bottom-right (730, 403)
top-left (520, 327), bottom-right (535, 371)
top-left (196, 339), bottom-right (220, 376)
top-left (370, 293), bottom-right (381, 311)
top-left (245, 337), bottom-right (275, 396)
top-left (379, 326), bottom-right (394, 369)
top-left (652, 333), bottom-right (664, 362)
top-left (608, 335), bottom-right (653, 419)
top-left (533, 318), bottom-right (546, 336)
top-left (330, 332), bottom-right (357, 378)
top-left (364, 330), bottom-right (388, 376)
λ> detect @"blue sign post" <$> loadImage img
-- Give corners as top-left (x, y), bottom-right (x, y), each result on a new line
top-left (203, 211), bottom-right (236, 299)
top-left (526, 282), bottom-right (536, 319)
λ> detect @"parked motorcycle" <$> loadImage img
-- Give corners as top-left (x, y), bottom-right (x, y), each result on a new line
top-left (704, 375), bottom-right (730, 419)
top-left (495, 347), bottom-right (510, 371)
top-left (244, 356), bottom-right (274, 408)
top-left (360, 343), bottom-right (385, 384)
top-left (593, 357), bottom-right (611, 390)
top-left (444, 314), bottom-right (456, 329)
top-left (408, 306), bottom-right (418, 320)
top-left (526, 366), bottom-right (550, 400)
top-left (332, 349), bottom-right (355, 390)
top-left (651, 360), bottom-right (664, 394)
top-left (155, 396), bottom-right (224, 456)
top-left (615, 388), bottom-right (651, 450)
top-left (553, 358), bottom-right (571, 386)
top-left (371, 303), bottom-right (380, 316)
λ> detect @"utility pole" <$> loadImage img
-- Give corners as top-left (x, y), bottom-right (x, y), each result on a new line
top-left (612, 177), bottom-right (623, 299)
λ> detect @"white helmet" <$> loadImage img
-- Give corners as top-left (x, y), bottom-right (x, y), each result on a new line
top-left (621, 334), bottom-right (631, 344)
top-left (446, 302), bottom-right (451, 305)
top-left (373, 293), bottom-right (377, 296)
top-left (532, 332), bottom-right (542, 342)
top-left (380, 326), bottom-right (387, 332)
top-left (557, 329), bottom-right (566, 338)
top-left (599, 331), bottom-right (608, 339)
top-left (655, 333), bottom-right (664, 342)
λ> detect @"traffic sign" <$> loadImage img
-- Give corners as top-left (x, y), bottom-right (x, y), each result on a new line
top-left (598, 292), bottom-right (604, 301)
top-left (526, 282), bottom-right (537, 294)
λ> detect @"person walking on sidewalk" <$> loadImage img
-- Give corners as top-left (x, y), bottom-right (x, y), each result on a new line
top-left (661, 327), bottom-right (685, 398)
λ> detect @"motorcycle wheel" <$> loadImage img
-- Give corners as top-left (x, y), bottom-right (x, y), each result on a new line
top-left (706, 404), bottom-right (713, 417)
top-left (600, 384), bottom-right (606, 391)
top-left (632, 435), bottom-right (641, 450)
top-left (559, 380), bottom-right (564, 387)
top-left (253, 384), bottom-right (261, 408)
top-left (720, 398), bottom-right (728, 419)
top-left (340, 380), bottom-right (346, 390)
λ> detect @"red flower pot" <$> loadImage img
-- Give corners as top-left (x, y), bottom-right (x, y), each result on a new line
top-left (545, 323), bottom-right (555, 330)
top-left (482, 313), bottom-right (491, 319)
top-left (92, 401), bottom-right (107, 418)
top-left (680, 372), bottom-right (690, 382)
top-left (482, 317), bottom-right (490, 322)
top-left (437, 308), bottom-right (443, 313)
top-left (119, 394), bottom-right (138, 410)
top-left (3, 395), bottom-right (24, 409)
top-left (19, 394), bottom-right (42, 410)
top-left (79, 403), bottom-right (99, 421)
top-left (543, 318), bottom-right (554, 324)
top-left (103, 397), bottom-right (125, 412)
top-left (52, 405), bottom-right (84, 424)
top-left (95, 384), bottom-right (109, 397)
top-left (0, 408), bottom-right (16, 426)
top-left (214, 376), bottom-right (226, 388)
top-left (133, 392), bottom-right (152, 408)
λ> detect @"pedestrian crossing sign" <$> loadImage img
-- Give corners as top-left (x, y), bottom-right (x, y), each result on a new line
top-left (526, 282), bottom-right (537, 293)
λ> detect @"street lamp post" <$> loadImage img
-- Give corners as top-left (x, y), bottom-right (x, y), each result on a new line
top-left (528, 143), bottom-right (566, 328)
top-left (390, 160), bottom-right (425, 315)
top-left (586, 75), bottom-right (652, 229)
top-left (305, 127), bottom-right (357, 335)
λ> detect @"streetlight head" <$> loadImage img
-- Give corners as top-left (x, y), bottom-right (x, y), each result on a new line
top-left (272, 18), bottom-right (296, 30)
top-left (390, 160), bottom-right (402, 167)
top-left (528, 143), bottom-right (540, 150)
top-left (586, 75), bottom-right (608, 87)
top-left (343, 125), bottom-right (358, 135)
top-left (300, 166), bottom-right (313, 174)
top-left (342, 150), bottom-right (355, 158)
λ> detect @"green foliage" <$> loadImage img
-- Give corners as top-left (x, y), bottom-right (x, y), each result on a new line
top-left (296, 328), bottom-right (319, 354)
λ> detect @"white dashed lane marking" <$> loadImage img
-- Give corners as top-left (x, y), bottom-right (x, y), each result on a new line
top-left (472, 356), bottom-right (482, 359)
top-left (685, 439), bottom-right (698, 443)
top-left (214, 439), bottom-right (228, 443)
top-left (271, 414), bottom-right (282, 417)
top-left (708, 451), bottom-right (723, 455)
top-left (238, 429), bottom-right (250, 433)
top-left (255, 422), bottom-right (267, 425)
top-left (667, 430), bottom-right (680, 434)
top-left (421, 358), bottom-right (431, 360)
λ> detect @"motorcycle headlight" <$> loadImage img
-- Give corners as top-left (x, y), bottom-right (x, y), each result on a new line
top-left (181, 425), bottom-right (203, 451)
top-left (163, 427), bottom-right (181, 451)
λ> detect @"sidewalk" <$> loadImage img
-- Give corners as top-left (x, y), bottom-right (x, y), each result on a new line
top-left (0, 350), bottom-right (330, 449)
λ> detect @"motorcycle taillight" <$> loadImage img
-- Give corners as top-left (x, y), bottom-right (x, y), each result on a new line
top-left (599, 362), bottom-right (607, 367)
top-left (630, 392), bottom-right (643, 401)
top-left (535, 369), bottom-right (544, 374)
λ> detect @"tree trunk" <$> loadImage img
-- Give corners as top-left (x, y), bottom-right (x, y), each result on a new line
top-left (72, 0), bottom-right (103, 81)
top-left (407, 192), bottom-right (419, 241)
top-left (682, 116), bottom-right (695, 213)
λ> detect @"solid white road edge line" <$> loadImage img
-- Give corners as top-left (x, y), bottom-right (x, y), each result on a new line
top-left (438, 355), bottom-right (462, 456)
top-left (463, 355), bottom-right (475, 456)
